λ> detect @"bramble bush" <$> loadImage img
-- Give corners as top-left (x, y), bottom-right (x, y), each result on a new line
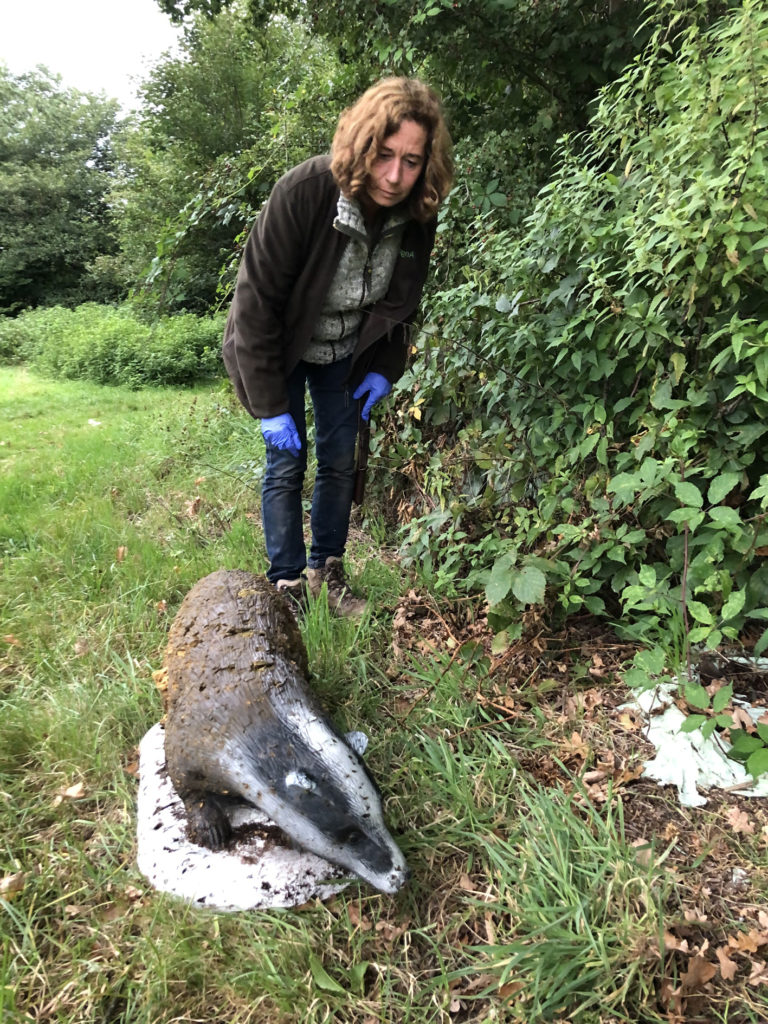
top-left (390, 0), bottom-right (768, 660)
top-left (0, 304), bottom-right (225, 387)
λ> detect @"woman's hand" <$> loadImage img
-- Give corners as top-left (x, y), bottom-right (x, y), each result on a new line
top-left (261, 413), bottom-right (301, 457)
top-left (353, 372), bottom-right (392, 421)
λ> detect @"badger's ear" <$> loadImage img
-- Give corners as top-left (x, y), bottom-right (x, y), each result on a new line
top-left (285, 770), bottom-right (317, 792)
top-left (345, 731), bottom-right (368, 757)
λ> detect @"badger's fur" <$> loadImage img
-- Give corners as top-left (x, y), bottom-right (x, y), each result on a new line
top-left (163, 569), bottom-right (408, 894)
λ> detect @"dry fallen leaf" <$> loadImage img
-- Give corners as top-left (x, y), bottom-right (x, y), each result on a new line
top-left (681, 955), bottom-right (717, 991)
top-left (725, 806), bottom-right (755, 835)
top-left (499, 979), bottom-right (525, 999)
top-left (53, 782), bottom-right (86, 807)
top-left (347, 902), bottom-right (373, 932)
top-left (715, 946), bottom-right (739, 981)
top-left (0, 872), bottom-right (25, 900)
top-left (561, 731), bottom-right (589, 761)
top-left (617, 709), bottom-right (644, 731)
top-left (3, 634), bottom-right (21, 646)
top-left (631, 838), bottom-right (654, 867)
top-left (116, 546), bottom-right (127, 563)
top-left (684, 906), bottom-right (709, 923)
top-left (375, 918), bottom-right (410, 942)
top-left (728, 929), bottom-right (768, 953)
top-left (664, 931), bottom-right (690, 953)
top-left (748, 959), bottom-right (768, 986)
top-left (152, 667), bottom-right (168, 696)
top-left (731, 706), bottom-right (756, 732)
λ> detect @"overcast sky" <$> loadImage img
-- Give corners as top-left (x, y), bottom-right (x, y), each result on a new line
top-left (1, 0), bottom-right (183, 112)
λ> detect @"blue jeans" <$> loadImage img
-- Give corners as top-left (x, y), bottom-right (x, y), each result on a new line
top-left (262, 355), bottom-right (359, 583)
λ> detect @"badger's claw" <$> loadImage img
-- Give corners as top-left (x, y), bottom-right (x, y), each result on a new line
top-left (184, 793), bottom-right (232, 850)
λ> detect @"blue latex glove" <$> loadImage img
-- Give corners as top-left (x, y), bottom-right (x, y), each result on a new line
top-left (261, 413), bottom-right (301, 457)
top-left (353, 372), bottom-right (392, 422)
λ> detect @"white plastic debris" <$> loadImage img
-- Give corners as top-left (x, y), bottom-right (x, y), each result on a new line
top-left (136, 723), bottom-right (351, 911)
top-left (621, 682), bottom-right (768, 807)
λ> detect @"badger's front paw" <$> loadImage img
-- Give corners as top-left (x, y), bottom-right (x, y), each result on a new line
top-left (184, 793), bottom-right (232, 850)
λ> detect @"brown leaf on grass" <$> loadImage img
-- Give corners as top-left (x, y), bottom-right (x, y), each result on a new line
top-left (116, 545), bottom-right (127, 562)
top-left (658, 978), bottom-right (683, 1015)
top-left (561, 731), bottom-right (589, 761)
top-left (346, 901), bottom-right (373, 932)
top-left (616, 763), bottom-right (645, 786)
top-left (184, 496), bottom-right (202, 518)
top-left (152, 667), bottom-right (168, 696)
top-left (0, 872), bottom-right (25, 900)
top-left (53, 781), bottom-right (86, 807)
top-left (375, 918), bottom-right (410, 942)
top-left (729, 929), bottom-right (768, 953)
top-left (631, 838), bottom-right (654, 867)
top-left (564, 688), bottom-right (604, 719)
top-left (617, 709), bottom-right (644, 731)
top-left (2, 634), bottom-right (21, 646)
top-left (498, 979), bottom-right (525, 999)
top-left (680, 955), bottom-right (717, 991)
top-left (731, 706), bottom-right (756, 732)
top-left (155, 599), bottom-right (167, 615)
top-left (663, 931), bottom-right (690, 953)
top-left (684, 906), bottom-right (709, 923)
top-left (725, 806), bottom-right (755, 834)
top-left (747, 959), bottom-right (768, 986)
top-left (715, 946), bottom-right (739, 980)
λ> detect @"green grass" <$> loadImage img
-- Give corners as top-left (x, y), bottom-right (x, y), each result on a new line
top-left (0, 365), bottom-right (740, 1023)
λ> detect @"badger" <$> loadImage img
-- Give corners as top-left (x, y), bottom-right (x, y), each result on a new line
top-left (162, 569), bottom-right (408, 894)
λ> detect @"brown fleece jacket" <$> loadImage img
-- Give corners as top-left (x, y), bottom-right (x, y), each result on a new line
top-left (222, 155), bottom-right (437, 419)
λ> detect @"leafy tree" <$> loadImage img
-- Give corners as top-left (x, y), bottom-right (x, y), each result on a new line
top-left (110, 9), bottom-right (348, 313)
top-left (392, 0), bottom-right (768, 651)
top-left (0, 66), bottom-right (119, 313)
top-left (156, 0), bottom-right (654, 278)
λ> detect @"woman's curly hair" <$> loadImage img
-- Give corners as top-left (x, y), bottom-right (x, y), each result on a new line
top-left (331, 77), bottom-right (453, 223)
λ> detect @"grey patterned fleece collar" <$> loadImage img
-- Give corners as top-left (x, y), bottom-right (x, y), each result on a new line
top-left (334, 194), bottom-right (410, 243)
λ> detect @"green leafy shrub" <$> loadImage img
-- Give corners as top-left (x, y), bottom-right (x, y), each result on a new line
top-left (391, 0), bottom-right (768, 653)
top-left (1, 303), bottom-right (224, 386)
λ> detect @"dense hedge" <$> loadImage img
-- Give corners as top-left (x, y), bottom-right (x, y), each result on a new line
top-left (0, 304), bottom-right (225, 387)
top-left (391, 0), bottom-right (768, 654)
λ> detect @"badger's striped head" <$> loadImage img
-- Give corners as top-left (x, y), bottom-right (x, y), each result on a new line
top-left (243, 697), bottom-right (408, 893)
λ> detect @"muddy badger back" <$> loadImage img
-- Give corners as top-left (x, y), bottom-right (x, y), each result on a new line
top-left (163, 569), bottom-right (408, 893)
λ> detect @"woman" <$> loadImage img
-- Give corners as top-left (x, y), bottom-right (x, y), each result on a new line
top-left (222, 77), bottom-right (453, 615)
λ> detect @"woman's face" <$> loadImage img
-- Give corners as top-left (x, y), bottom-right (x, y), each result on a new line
top-left (365, 118), bottom-right (427, 210)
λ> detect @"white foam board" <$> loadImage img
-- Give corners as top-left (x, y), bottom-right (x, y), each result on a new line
top-left (136, 723), bottom-right (351, 911)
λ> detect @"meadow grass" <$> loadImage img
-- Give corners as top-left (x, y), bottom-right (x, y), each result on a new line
top-left (0, 366), bottom-right (702, 1023)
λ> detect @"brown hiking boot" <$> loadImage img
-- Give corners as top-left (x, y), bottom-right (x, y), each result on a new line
top-left (306, 556), bottom-right (368, 618)
top-left (275, 576), bottom-right (309, 617)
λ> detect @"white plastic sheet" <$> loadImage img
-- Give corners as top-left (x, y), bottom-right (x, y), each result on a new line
top-left (621, 682), bottom-right (768, 807)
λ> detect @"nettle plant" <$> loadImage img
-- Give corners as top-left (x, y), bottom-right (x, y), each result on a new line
top-left (392, 0), bottom-right (768, 672)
